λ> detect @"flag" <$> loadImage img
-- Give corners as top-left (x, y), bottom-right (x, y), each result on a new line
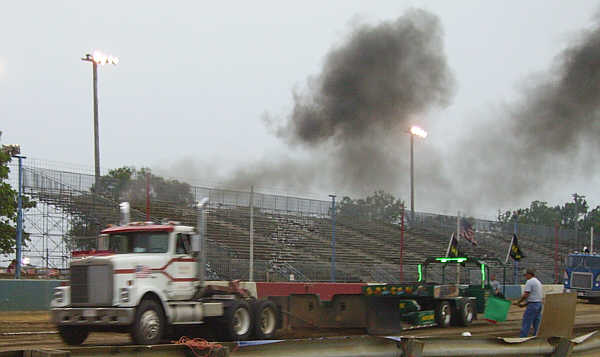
top-left (506, 233), bottom-right (525, 263)
top-left (460, 218), bottom-right (477, 246)
top-left (446, 233), bottom-right (461, 258)
top-left (135, 265), bottom-right (151, 278)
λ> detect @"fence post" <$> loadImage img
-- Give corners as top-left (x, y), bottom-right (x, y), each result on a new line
top-left (249, 186), bottom-right (254, 282)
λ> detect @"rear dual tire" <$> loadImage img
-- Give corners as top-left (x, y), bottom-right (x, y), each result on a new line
top-left (253, 299), bottom-right (279, 339)
top-left (217, 300), bottom-right (253, 341)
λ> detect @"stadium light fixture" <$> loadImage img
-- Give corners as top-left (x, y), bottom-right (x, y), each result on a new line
top-left (410, 126), bottom-right (428, 138)
top-left (408, 126), bottom-right (427, 220)
top-left (81, 50), bottom-right (119, 185)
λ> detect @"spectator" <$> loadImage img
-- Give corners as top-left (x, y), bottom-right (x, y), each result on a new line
top-left (515, 268), bottom-right (544, 337)
top-left (490, 274), bottom-right (503, 298)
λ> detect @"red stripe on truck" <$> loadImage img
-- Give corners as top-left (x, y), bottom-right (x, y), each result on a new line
top-left (114, 257), bottom-right (197, 282)
top-left (255, 282), bottom-right (367, 302)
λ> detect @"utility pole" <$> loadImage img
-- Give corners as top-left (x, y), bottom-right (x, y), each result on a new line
top-left (329, 194), bottom-right (336, 282)
top-left (573, 193), bottom-right (579, 249)
top-left (15, 154), bottom-right (26, 279)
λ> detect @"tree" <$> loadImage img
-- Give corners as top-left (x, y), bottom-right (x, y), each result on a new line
top-left (0, 132), bottom-right (36, 254)
top-left (91, 167), bottom-right (194, 206)
top-left (337, 190), bottom-right (405, 223)
top-left (67, 166), bottom-right (194, 250)
top-left (497, 195), bottom-right (590, 231)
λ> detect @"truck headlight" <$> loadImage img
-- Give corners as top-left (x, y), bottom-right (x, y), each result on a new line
top-left (53, 288), bottom-right (64, 303)
top-left (119, 288), bottom-right (130, 303)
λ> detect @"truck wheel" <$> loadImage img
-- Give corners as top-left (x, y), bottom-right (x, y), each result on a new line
top-left (253, 299), bottom-right (279, 339)
top-left (131, 299), bottom-right (165, 345)
top-left (435, 301), bottom-right (452, 328)
top-left (454, 299), bottom-right (474, 326)
top-left (218, 300), bottom-right (253, 341)
top-left (58, 326), bottom-right (89, 345)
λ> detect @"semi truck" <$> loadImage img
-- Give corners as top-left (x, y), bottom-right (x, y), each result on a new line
top-left (51, 202), bottom-right (494, 345)
top-left (564, 251), bottom-right (600, 302)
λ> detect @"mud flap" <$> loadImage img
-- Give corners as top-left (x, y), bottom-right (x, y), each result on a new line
top-left (366, 297), bottom-right (410, 335)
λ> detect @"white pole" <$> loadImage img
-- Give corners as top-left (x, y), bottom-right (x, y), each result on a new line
top-left (591, 226), bottom-right (594, 254)
top-left (456, 211), bottom-right (460, 284)
top-left (249, 186), bottom-right (254, 282)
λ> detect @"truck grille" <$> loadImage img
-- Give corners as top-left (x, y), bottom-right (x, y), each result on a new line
top-left (571, 272), bottom-right (593, 290)
top-left (70, 264), bottom-right (113, 306)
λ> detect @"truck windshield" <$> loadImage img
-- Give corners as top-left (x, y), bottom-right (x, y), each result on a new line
top-left (107, 232), bottom-right (169, 253)
top-left (566, 255), bottom-right (600, 269)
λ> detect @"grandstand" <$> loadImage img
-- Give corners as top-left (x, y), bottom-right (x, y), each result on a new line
top-left (5, 160), bottom-right (592, 284)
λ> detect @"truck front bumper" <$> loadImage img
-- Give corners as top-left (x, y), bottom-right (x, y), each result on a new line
top-left (52, 307), bottom-right (134, 326)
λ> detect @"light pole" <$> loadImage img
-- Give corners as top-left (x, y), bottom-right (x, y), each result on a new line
top-left (13, 151), bottom-right (25, 279)
top-left (408, 126), bottom-right (427, 221)
top-left (81, 51), bottom-right (118, 185)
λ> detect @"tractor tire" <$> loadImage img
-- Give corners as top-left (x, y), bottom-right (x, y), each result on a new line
top-left (253, 299), bottom-right (279, 339)
top-left (217, 299), bottom-right (253, 341)
top-left (131, 298), bottom-right (166, 345)
top-left (434, 301), bottom-right (452, 328)
top-left (454, 299), bottom-right (475, 326)
top-left (58, 325), bottom-right (89, 345)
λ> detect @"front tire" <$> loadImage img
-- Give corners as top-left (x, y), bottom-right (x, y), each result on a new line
top-left (218, 300), bottom-right (253, 341)
top-left (253, 299), bottom-right (279, 339)
top-left (131, 299), bottom-right (165, 345)
top-left (58, 325), bottom-right (89, 345)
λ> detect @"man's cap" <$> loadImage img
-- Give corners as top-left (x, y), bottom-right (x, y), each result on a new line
top-left (524, 268), bottom-right (536, 276)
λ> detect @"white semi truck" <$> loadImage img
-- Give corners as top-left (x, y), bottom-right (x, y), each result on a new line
top-left (51, 201), bottom-right (279, 345)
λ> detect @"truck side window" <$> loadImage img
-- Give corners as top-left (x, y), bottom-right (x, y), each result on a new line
top-left (176, 234), bottom-right (191, 255)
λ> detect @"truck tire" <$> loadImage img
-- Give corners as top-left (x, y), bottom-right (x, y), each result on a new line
top-left (131, 299), bottom-right (165, 345)
top-left (454, 299), bottom-right (475, 326)
top-left (253, 299), bottom-right (279, 339)
top-left (218, 299), bottom-right (253, 341)
top-left (58, 325), bottom-right (89, 345)
top-left (435, 301), bottom-right (452, 328)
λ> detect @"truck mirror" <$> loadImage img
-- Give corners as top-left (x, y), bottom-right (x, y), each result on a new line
top-left (191, 234), bottom-right (201, 252)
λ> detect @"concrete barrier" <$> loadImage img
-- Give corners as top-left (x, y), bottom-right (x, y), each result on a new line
top-left (500, 284), bottom-right (563, 299)
top-left (0, 279), bottom-right (66, 311)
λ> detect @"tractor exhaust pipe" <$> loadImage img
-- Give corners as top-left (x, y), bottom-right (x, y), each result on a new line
top-left (195, 198), bottom-right (209, 289)
top-left (119, 202), bottom-right (130, 226)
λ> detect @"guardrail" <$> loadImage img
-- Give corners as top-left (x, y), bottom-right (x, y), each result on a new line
top-left (7, 331), bottom-right (600, 357)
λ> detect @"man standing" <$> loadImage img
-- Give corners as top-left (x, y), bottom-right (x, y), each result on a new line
top-left (490, 274), bottom-right (502, 297)
top-left (515, 268), bottom-right (544, 337)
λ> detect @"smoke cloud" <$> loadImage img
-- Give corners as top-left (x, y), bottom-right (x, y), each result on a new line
top-left (220, 9), bottom-right (455, 196)
top-left (162, 10), bottom-right (600, 218)
top-left (451, 18), bottom-right (600, 214)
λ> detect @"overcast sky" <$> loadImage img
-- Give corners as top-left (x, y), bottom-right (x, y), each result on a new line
top-left (2, 1), bottom-right (599, 219)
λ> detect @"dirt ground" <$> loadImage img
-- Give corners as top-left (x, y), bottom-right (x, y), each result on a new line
top-left (1, 301), bottom-right (600, 352)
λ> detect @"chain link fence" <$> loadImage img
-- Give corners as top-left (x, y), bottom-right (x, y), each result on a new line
top-left (5, 161), bottom-right (590, 284)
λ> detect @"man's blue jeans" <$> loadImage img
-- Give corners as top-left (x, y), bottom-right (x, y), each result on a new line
top-left (520, 302), bottom-right (542, 337)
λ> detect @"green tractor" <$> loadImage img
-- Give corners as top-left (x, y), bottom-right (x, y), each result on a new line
top-left (364, 256), bottom-right (502, 334)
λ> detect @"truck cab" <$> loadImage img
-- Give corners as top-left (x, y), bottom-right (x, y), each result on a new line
top-left (564, 252), bottom-right (600, 301)
top-left (51, 218), bottom-right (279, 346)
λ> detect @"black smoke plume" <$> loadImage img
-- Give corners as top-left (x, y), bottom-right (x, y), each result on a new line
top-left (451, 18), bottom-right (600, 214)
top-left (222, 9), bottom-right (455, 195)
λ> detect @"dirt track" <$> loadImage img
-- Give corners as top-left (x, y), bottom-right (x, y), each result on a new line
top-left (1, 302), bottom-right (600, 352)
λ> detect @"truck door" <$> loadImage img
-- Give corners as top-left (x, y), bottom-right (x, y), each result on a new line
top-left (168, 233), bottom-right (196, 300)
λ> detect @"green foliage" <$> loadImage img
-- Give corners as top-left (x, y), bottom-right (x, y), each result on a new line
top-left (337, 190), bottom-right (405, 223)
top-left (0, 132), bottom-right (36, 254)
top-left (91, 167), bottom-right (194, 206)
top-left (67, 166), bottom-right (194, 250)
top-left (498, 194), bottom-right (599, 232)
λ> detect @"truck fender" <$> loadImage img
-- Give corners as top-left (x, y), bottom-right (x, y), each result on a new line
top-left (132, 287), bottom-right (170, 323)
